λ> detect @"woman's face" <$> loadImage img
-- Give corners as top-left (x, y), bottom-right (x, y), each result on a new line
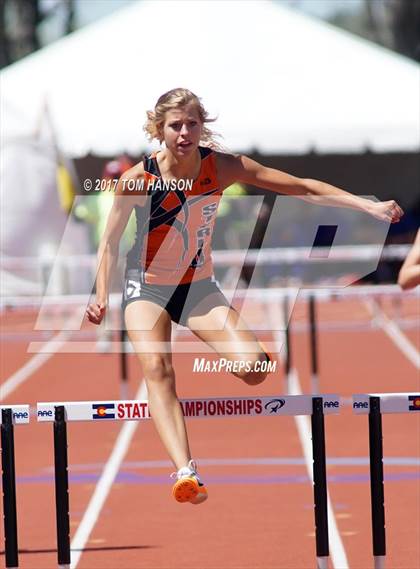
top-left (161, 102), bottom-right (203, 156)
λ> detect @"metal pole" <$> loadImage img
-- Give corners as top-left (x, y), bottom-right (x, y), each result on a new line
top-left (311, 397), bottom-right (329, 568)
top-left (120, 327), bottom-right (128, 381)
top-left (120, 324), bottom-right (129, 400)
top-left (1, 408), bottom-right (19, 568)
top-left (309, 295), bottom-right (320, 394)
top-left (369, 396), bottom-right (386, 569)
top-left (283, 294), bottom-right (291, 392)
top-left (54, 405), bottom-right (71, 567)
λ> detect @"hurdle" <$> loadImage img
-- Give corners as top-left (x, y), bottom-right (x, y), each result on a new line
top-left (352, 392), bottom-right (420, 569)
top-left (37, 394), bottom-right (340, 569)
top-left (0, 404), bottom-right (31, 569)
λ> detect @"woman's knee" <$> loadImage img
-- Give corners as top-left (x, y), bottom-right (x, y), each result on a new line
top-left (142, 355), bottom-right (174, 385)
top-left (231, 353), bottom-right (269, 386)
top-left (240, 368), bottom-right (268, 386)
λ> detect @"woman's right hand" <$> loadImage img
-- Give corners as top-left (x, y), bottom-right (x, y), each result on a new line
top-left (86, 301), bottom-right (107, 325)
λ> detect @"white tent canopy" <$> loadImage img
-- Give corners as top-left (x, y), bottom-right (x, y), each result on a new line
top-left (1, 0), bottom-right (419, 156)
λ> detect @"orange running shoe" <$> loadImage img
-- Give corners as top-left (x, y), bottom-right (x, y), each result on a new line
top-left (171, 460), bottom-right (208, 505)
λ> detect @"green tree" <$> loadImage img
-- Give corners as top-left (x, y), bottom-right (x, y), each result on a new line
top-left (0, 0), bottom-right (75, 68)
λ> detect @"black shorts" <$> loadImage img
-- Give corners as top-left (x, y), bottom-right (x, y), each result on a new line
top-left (122, 270), bottom-right (230, 325)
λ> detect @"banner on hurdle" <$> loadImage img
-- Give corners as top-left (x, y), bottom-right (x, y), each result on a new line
top-left (37, 394), bottom-right (341, 422)
top-left (352, 393), bottom-right (420, 414)
top-left (0, 405), bottom-right (30, 424)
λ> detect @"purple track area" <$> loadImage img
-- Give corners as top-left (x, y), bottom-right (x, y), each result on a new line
top-left (16, 470), bottom-right (420, 485)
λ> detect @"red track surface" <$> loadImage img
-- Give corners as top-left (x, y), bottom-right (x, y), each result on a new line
top-left (1, 298), bottom-right (419, 569)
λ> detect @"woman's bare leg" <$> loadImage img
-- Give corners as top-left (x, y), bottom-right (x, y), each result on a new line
top-left (125, 300), bottom-right (192, 470)
top-left (187, 295), bottom-right (270, 385)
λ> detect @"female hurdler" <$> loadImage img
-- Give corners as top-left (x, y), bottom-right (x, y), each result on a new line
top-left (87, 88), bottom-right (403, 505)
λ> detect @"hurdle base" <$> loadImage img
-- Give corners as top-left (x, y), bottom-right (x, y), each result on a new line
top-left (316, 555), bottom-right (329, 569)
top-left (374, 555), bottom-right (386, 569)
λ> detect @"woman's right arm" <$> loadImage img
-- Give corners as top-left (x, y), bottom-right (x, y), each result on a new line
top-left (86, 164), bottom-right (145, 324)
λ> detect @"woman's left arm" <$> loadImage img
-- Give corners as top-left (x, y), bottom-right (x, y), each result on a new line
top-left (217, 153), bottom-right (404, 224)
top-left (398, 229), bottom-right (420, 290)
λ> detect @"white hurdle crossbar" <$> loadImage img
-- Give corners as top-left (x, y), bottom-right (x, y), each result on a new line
top-left (37, 394), bottom-right (341, 422)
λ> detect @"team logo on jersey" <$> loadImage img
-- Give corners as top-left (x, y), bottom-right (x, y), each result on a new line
top-left (190, 202), bottom-right (219, 268)
top-left (92, 403), bottom-right (116, 419)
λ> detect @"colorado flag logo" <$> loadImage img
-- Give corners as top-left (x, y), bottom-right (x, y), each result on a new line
top-left (408, 395), bottom-right (420, 411)
top-left (92, 403), bottom-right (115, 419)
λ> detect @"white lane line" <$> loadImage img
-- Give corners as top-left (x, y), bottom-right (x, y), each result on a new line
top-left (267, 301), bottom-right (349, 569)
top-left (0, 329), bottom-right (71, 401)
top-left (364, 299), bottom-right (420, 370)
top-left (70, 379), bottom-right (147, 569)
top-left (288, 369), bottom-right (349, 569)
top-left (71, 323), bottom-right (183, 567)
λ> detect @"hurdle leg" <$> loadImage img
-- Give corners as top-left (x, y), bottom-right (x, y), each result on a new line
top-left (369, 396), bottom-right (386, 569)
top-left (282, 294), bottom-right (291, 392)
top-left (54, 405), bottom-right (71, 568)
top-left (1, 408), bottom-right (19, 569)
top-left (311, 397), bottom-right (329, 569)
top-left (120, 318), bottom-right (129, 400)
top-left (308, 295), bottom-right (320, 394)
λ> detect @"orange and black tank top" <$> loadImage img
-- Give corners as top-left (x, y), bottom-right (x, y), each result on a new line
top-left (126, 146), bottom-right (223, 285)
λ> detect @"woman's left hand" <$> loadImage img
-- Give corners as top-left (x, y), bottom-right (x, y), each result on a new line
top-left (368, 200), bottom-right (404, 223)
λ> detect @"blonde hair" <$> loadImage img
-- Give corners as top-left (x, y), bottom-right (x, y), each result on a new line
top-left (144, 88), bottom-right (221, 148)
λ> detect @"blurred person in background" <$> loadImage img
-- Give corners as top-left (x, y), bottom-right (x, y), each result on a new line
top-left (398, 229), bottom-right (420, 290)
top-left (86, 88), bottom-right (404, 506)
top-left (74, 155), bottom-right (135, 253)
top-left (212, 181), bottom-right (247, 250)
